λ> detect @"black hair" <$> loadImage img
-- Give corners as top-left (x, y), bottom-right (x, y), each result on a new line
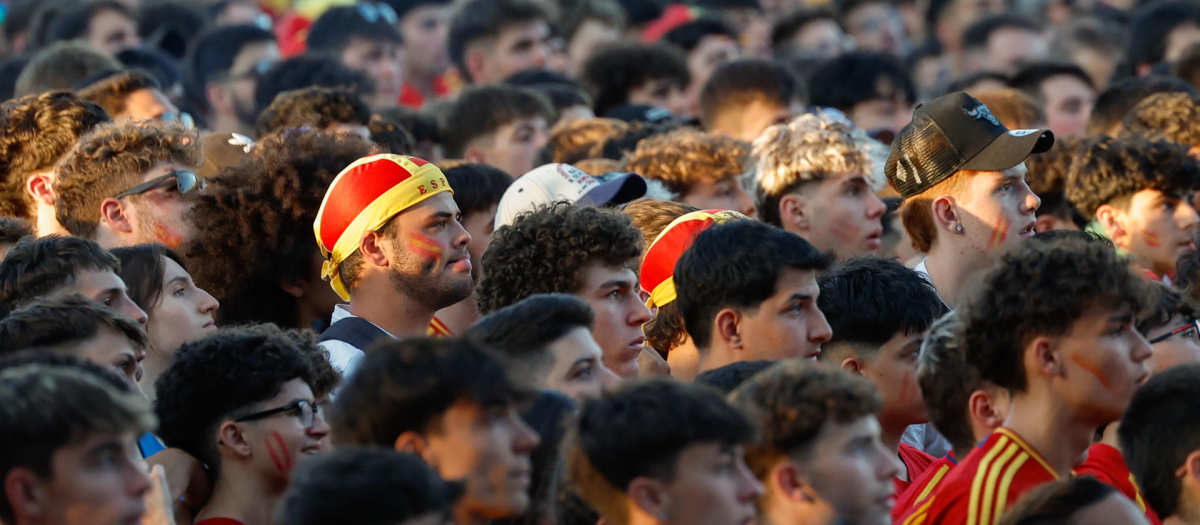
top-left (694, 360), bottom-right (777, 394)
top-left (111, 243), bottom-right (189, 312)
top-left (44, 0), bottom-right (135, 45)
top-left (0, 236), bottom-right (120, 316)
top-left (1178, 249), bottom-right (1200, 302)
top-left (115, 48), bottom-right (181, 92)
top-left (818, 256), bottom-right (945, 350)
top-left (306, 5), bottom-right (404, 56)
top-left (252, 55), bottom-right (375, 121)
top-left (962, 14), bottom-right (1040, 51)
top-left (995, 476), bottom-right (1120, 525)
top-left (613, 0), bottom-right (665, 27)
top-left (1010, 62), bottom-right (1094, 99)
top-left (502, 390), bottom-right (577, 525)
top-left (466, 293), bottom-right (595, 381)
top-left (276, 448), bottom-right (462, 525)
top-left (1119, 363), bottom-right (1200, 520)
top-left (447, 0), bottom-right (552, 83)
top-left (771, 9), bottom-right (837, 52)
top-left (1087, 75), bottom-right (1197, 136)
top-left (808, 52), bottom-right (915, 111)
top-left (0, 58), bottom-right (30, 102)
top-left (1127, 1), bottom-right (1200, 71)
top-left (441, 85), bottom-right (554, 158)
top-left (0, 218), bottom-right (33, 247)
top-left (376, 106), bottom-right (442, 144)
top-left (915, 311), bottom-right (978, 458)
top-left (675, 220), bottom-right (831, 350)
top-left (700, 58), bottom-right (804, 130)
top-left (580, 43), bottom-right (691, 117)
top-left (153, 325), bottom-right (317, 475)
top-left (1135, 283), bottom-right (1199, 336)
top-left (661, 17), bottom-right (738, 53)
top-left (184, 24), bottom-right (277, 113)
top-left (378, 0), bottom-right (453, 19)
top-left (136, 1), bottom-right (209, 60)
top-left (330, 338), bottom-right (529, 447)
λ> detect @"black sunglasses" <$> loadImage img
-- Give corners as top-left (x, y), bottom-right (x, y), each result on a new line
top-left (1148, 319), bottom-right (1200, 344)
top-left (114, 170), bottom-right (205, 199)
top-left (235, 399), bottom-right (325, 429)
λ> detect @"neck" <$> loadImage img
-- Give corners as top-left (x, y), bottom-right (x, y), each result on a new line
top-left (197, 466), bottom-right (282, 525)
top-left (696, 343), bottom-right (739, 376)
top-left (923, 245), bottom-right (985, 309)
top-left (1003, 392), bottom-right (1097, 477)
top-left (434, 295), bottom-right (479, 335)
top-left (33, 204), bottom-right (67, 237)
top-left (346, 282), bottom-right (436, 339)
top-left (761, 488), bottom-right (836, 525)
top-left (666, 338), bottom-right (701, 382)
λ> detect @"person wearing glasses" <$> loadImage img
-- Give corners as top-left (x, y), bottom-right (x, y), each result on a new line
top-left (154, 325), bottom-right (330, 525)
top-left (53, 121), bottom-right (204, 250)
top-left (307, 3), bottom-right (405, 108)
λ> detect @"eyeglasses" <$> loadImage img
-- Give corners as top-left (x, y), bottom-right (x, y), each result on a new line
top-left (235, 399), bottom-right (326, 429)
top-left (356, 2), bottom-right (397, 25)
top-left (1148, 318), bottom-right (1200, 344)
top-left (220, 58), bottom-right (278, 83)
top-left (113, 170), bottom-right (206, 199)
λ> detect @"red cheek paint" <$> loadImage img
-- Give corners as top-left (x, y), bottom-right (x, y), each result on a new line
top-left (987, 217), bottom-right (1011, 250)
top-left (407, 232), bottom-right (444, 261)
top-left (264, 431), bottom-right (293, 474)
top-left (264, 437), bottom-right (285, 473)
top-left (1070, 355), bottom-right (1115, 393)
top-left (151, 221), bottom-right (183, 248)
top-left (1142, 230), bottom-right (1162, 248)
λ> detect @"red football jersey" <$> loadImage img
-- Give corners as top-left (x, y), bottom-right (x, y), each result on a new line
top-left (893, 453), bottom-right (957, 522)
top-left (895, 443), bottom-right (938, 494)
top-left (898, 428), bottom-right (1060, 525)
top-left (427, 317), bottom-right (453, 338)
top-left (1074, 443), bottom-right (1161, 525)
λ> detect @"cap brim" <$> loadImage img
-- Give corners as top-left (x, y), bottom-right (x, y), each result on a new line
top-left (960, 129), bottom-right (1055, 172)
top-left (578, 173), bottom-right (647, 207)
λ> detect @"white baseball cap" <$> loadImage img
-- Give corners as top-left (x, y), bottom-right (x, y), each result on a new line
top-left (494, 163), bottom-right (647, 229)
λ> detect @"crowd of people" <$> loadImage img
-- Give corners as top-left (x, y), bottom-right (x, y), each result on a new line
top-left (4, 0), bottom-right (1200, 524)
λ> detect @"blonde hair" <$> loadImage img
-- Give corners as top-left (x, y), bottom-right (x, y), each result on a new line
top-left (624, 129), bottom-right (750, 195)
top-left (549, 118), bottom-right (630, 163)
top-left (752, 112), bottom-right (886, 226)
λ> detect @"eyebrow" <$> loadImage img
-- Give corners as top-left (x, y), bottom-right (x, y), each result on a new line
top-left (166, 276), bottom-right (188, 286)
top-left (600, 279), bottom-right (635, 290)
top-left (86, 441), bottom-right (126, 457)
top-left (786, 292), bottom-right (815, 303)
top-left (843, 176), bottom-right (869, 186)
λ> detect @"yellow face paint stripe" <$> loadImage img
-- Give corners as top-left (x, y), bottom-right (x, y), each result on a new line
top-left (968, 436), bottom-right (1011, 525)
top-left (992, 452), bottom-right (1030, 524)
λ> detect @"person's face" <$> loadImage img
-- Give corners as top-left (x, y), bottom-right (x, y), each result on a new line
top-left (627, 79), bottom-right (689, 116)
top-left (424, 400), bottom-right (540, 519)
top-left (954, 164), bottom-right (1040, 255)
top-left (544, 326), bottom-right (621, 401)
top-left (20, 431), bottom-right (150, 525)
top-left (1070, 493), bottom-right (1153, 525)
top-left (788, 19), bottom-right (849, 59)
top-left (800, 416), bottom-right (899, 525)
top-left (984, 28), bottom-right (1047, 74)
top-left (913, 55), bottom-right (951, 99)
top-left (341, 38), bottom-right (405, 107)
top-left (236, 378), bottom-right (330, 480)
top-left (145, 256), bottom-right (218, 359)
top-left (127, 163), bottom-right (197, 249)
top-left (75, 328), bottom-right (146, 397)
top-left (688, 35), bottom-right (741, 93)
top-left (476, 117), bottom-right (549, 177)
top-left (1040, 74), bottom-right (1095, 138)
top-left (72, 269), bottom-right (149, 325)
top-left (1052, 304), bottom-right (1152, 425)
top-left (567, 19), bottom-right (622, 77)
top-left (680, 178), bottom-right (757, 217)
top-left (121, 89), bottom-right (178, 122)
top-left (1165, 23), bottom-right (1200, 63)
top-left (387, 192), bottom-right (475, 311)
top-left (400, 4), bottom-right (454, 76)
top-left (480, 20), bottom-right (553, 84)
top-left (727, 99), bottom-right (797, 143)
top-left (844, 2), bottom-right (908, 56)
top-left (800, 172), bottom-right (887, 258)
top-left (223, 41), bottom-right (280, 125)
top-left (737, 268), bottom-right (833, 360)
top-left (848, 92), bottom-right (912, 136)
top-left (462, 205), bottom-right (499, 281)
top-left (659, 443), bottom-right (763, 525)
top-left (88, 8), bottom-right (140, 55)
top-left (1145, 314), bottom-right (1200, 372)
top-left (1117, 189), bottom-right (1199, 277)
top-left (575, 261), bottom-right (652, 378)
top-left (862, 330), bottom-right (928, 429)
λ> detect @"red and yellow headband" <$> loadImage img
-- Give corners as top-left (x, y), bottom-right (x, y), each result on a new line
top-left (639, 209), bottom-right (749, 309)
top-left (314, 154), bottom-right (453, 300)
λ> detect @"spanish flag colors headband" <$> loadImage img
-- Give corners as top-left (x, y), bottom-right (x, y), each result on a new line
top-left (639, 209), bottom-right (750, 309)
top-left (314, 154), bottom-right (453, 301)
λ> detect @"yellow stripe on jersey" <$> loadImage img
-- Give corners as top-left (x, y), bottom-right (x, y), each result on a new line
top-left (915, 464), bottom-right (953, 506)
top-left (968, 436), bottom-right (1012, 525)
top-left (1129, 473), bottom-right (1148, 512)
top-left (995, 428), bottom-right (1059, 480)
top-left (903, 497), bottom-right (937, 525)
top-left (980, 443), bottom-right (1020, 525)
top-left (992, 452), bottom-right (1030, 523)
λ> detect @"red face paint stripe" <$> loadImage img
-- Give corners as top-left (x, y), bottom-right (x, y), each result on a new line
top-left (319, 160), bottom-right (416, 251)
top-left (264, 437), bottom-right (285, 474)
top-left (1143, 230), bottom-right (1162, 248)
top-left (272, 431), bottom-right (293, 473)
top-left (988, 217), bottom-right (1010, 249)
top-left (1070, 354), bottom-right (1115, 393)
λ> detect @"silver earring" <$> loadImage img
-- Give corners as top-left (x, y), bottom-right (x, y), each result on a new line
top-left (955, 225), bottom-right (963, 232)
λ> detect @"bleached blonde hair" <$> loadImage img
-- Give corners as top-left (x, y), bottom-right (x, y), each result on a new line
top-left (752, 112), bottom-right (887, 201)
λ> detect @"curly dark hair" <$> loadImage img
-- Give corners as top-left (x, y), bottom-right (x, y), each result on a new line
top-left (153, 325), bottom-right (316, 476)
top-left (54, 121), bottom-right (202, 239)
top-left (729, 359), bottom-right (881, 478)
top-left (76, 70), bottom-right (162, 118)
top-left (579, 43), bottom-right (691, 117)
top-left (0, 92), bottom-right (111, 220)
top-left (1135, 283), bottom-right (1200, 336)
top-left (441, 85), bottom-right (554, 158)
top-left (238, 323), bottom-right (342, 399)
top-left (1120, 92), bottom-right (1200, 147)
top-left (476, 202), bottom-right (643, 315)
top-left (255, 86), bottom-right (372, 138)
top-left (0, 236), bottom-right (120, 316)
top-left (1177, 248), bottom-right (1200, 304)
top-left (0, 218), bottom-right (33, 247)
top-left (1066, 136), bottom-right (1200, 221)
top-left (184, 130), bottom-right (379, 329)
top-left (958, 235), bottom-right (1153, 392)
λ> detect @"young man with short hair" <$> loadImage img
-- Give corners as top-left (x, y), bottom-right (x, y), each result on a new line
top-left (836, 0), bottom-right (909, 57)
top-left (817, 257), bottom-right (946, 491)
top-left (53, 121), bottom-right (204, 250)
top-left (568, 379), bottom-right (764, 525)
top-left (961, 14), bottom-right (1047, 75)
top-left (77, 71), bottom-right (180, 122)
top-left (466, 293), bottom-right (620, 401)
top-left (809, 52), bottom-right (916, 137)
top-left (477, 203), bottom-right (651, 378)
top-left (1010, 62), bottom-right (1096, 138)
top-left (252, 56), bottom-right (374, 120)
top-left (674, 220), bottom-right (832, 375)
top-left (44, 0), bottom-right (141, 56)
top-left (0, 91), bottom-right (111, 237)
top-left (154, 326), bottom-right (330, 525)
top-left (700, 59), bottom-right (804, 143)
top-left (770, 9), bottom-right (849, 60)
top-left (662, 18), bottom-right (742, 116)
top-left (0, 236), bottom-right (146, 324)
top-left (313, 155), bottom-right (473, 374)
top-left (730, 359), bottom-right (900, 525)
top-left (1086, 75), bottom-right (1197, 137)
top-left (580, 43), bottom-right (692, 117)
top-left (0, 364), bottom-right (154, 525)
top-left (187, 25), bottom-right (280, 137)
top-left (561, 0), bottom-right (626, 78)
top-left (1136, 284), bottom-right (1200, 372)
top-left (754, 112), bottom-right (887, 258)
top-left (1120, 92), bottom-right (1200, 151)
top-left (13, 42), bottom-right (121, 98)
top-left (1065, 137), bottom-right (1200, 283)
top-left (888, 91), bottom-right (1052, 308)
top-left (441, 85), bottom-right (553, 177)
top-left (331, 338), bottom-right (540, 524)
top-left (392, 0), bottom-right (456, 107)
top-left (625, 129), bottom-right (756, 216)
top-left (899, 235), bottom-right (1155, 523)
top-left (306, 5), bottom-right (405, 107)
top-left (1120, 364), bottom-right (1200, 525)
top-left (448, 0), bottom-right (555, 85)
top-left (254, 86), bottom-right (371, 139)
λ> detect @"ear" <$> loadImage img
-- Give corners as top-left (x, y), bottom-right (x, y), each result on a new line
top-left (395, 431), bottom-right (434, 466)
top-left (1034, 214), bottom-right (1057, 233)
top-left (4, 468), bottom-right (47, 522)
top-left (968, 389), bottom-right (1004, 429)
top-left (769, 461), bottom-right (814, 502)
top-left (779, 193), bottom-right (808, 231)
top-left (205, 82), bottom-right (231, 113)
top-left (627, 476), bottom-right (668, 520)
top-left (279, 278), bottom-right (305, 299)
top-left (1030, 336), bottom-right (1064, 379)
top-left (218, 421), bottom-right (253, 458)
top-left (840, 356), bottom-right (866, 375)
top-left (1184, 450), bottom-right (1200, 486)
top-left (100, 198), bottom-right (134, 234)
top-left (359, 230), bottom-right (391, 268)
top-left (464, 147), bottom-right (487, 164)
top-left (464, 46), bottom-right (488, 83)
top-left (714, 308), bottom-right (742, 350)
top-left (26, 172), bottom-right (54, 206)
top-left (930, 194), bottom-right (961, 234)
top-left (1095, 205), bottom-right (1127, 247)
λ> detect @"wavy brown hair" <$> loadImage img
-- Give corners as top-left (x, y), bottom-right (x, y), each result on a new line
top-left (624, 129), bottom-right (750, 195)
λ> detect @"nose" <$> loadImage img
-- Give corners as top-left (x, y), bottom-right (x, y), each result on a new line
top-left (453, 220), bottom-right (472, 249)
top-left (512, 414), bottom-right (541, 452)
top-left (866, 192), bottom-right (887, 219)
top-left (810, 309), bottom-right (833, 344)
top-left (531, 43), bottom-right (549, 68)
top-left (126, 458), bottom-right (152, 498)
top-left (1132, 330), bottom-right (1154, 364)
top-left (199, 289), bottom-right (219, 314)
top-left (1024, 188), bottom-right (1041, 216)
top-left (1178, 202), bottom-right (1199, 230)
top-left (308, 410), bottom-right (332, 439)
top-left (629, 296), bottom-right (653, 325)
top-left (124, 300), bottom-right (149, 326)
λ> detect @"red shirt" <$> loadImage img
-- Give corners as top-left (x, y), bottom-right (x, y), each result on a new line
top-left (1074, 443), bottom-right (1161, 525)
top-left (895, 443), bottom-right (937, 494)
top-left (893, 452), bottom-right (957, 521)
top-left (195, 519), bottom-right (247, 525)
top-left (898, 427), bottom-right (1060, 525)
